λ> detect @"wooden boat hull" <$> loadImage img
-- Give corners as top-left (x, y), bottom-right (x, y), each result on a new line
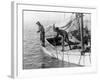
top-left (41, 38), bottom-right (91, 66)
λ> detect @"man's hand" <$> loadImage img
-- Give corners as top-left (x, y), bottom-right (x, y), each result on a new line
top-left (37, 30), bottom-right (40, 33)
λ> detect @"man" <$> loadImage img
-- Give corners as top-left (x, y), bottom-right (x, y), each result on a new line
top-left (36, 21), bottom-right (45, 47)
top-left (53, 24), bottom-right (71, 51)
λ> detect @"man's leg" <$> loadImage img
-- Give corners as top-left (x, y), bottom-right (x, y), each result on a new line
top-left (42, 32), bottom-right (45, 47)
top-left (61, 37), bottom-right (65, 51)
top-left (65, 36), bottom-right (71, 50)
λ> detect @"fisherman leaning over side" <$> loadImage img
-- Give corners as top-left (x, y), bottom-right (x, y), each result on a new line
top-left (53, 24), bottom-right (71, 51)
top-left (36, 21), bottom-right (45, 47)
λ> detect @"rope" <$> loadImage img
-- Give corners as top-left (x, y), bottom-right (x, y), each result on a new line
top-left (62, 15), bottom-right (83, 32)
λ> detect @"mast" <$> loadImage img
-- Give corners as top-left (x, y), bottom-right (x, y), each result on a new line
top-left (79, 13), bottom-right (84, 52)
top-left (76, 13), bottom-right (80, 33)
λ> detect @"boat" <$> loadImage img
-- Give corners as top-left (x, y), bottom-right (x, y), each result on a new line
top-left (38, 13), bottom-right (91, 66)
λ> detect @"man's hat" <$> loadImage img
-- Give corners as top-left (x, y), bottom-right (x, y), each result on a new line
top-left (55, 27), bottom-right (59, 30)
top-left (36, 21), bottom-right (40, 24)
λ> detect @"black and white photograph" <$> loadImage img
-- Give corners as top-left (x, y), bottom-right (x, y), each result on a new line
top-left (23, 10), bottom-right (91, 69)
top-left (0, 0), bottom-right (98, 79)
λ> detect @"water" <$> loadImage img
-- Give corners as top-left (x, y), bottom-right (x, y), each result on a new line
top-left (23, 25), bottom-right (43, 69)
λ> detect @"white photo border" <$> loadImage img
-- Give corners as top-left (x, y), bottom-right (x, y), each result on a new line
top-left (11, 2), bottom-right (97, 78)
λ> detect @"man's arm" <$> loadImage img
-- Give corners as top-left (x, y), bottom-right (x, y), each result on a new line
top-left (55, 32), bottom-right (59, 38)
top-left (37, 30), bottom-right (40, 33)
top-left (37, 26), bottom-right (41, 33)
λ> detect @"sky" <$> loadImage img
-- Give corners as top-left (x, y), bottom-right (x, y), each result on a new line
top-left (23, 10), bottom-right (91, 31)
